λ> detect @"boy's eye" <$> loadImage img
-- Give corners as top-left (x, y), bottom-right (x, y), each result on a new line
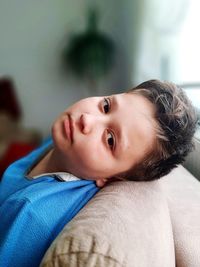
top-left (103, 98), bottom-right (110, 113)
top-left (107, 131), bottom-right (115, 150)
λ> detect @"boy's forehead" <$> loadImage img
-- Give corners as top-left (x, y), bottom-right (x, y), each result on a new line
top-left (110, 92), bottom-right (156, 115)
top-left (108, 92), bottom-right (157, 166)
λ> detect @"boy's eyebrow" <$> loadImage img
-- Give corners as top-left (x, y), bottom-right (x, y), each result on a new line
top-left (111, 95), bottom-right (129, 158)
top-left (111, 94), bottom-right (118, 110)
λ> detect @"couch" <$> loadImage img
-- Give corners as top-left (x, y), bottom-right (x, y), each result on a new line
top-left (40, 165), bottom-right (200, 267)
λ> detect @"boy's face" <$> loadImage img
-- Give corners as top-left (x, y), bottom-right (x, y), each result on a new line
top-left (52, 92), bottom-right (156, 187)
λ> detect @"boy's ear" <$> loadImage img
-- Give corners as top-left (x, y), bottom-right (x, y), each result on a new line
top-left (96, 175), bottom-right (124, 187)
top-left (96, 178), bottom-right (107, 188)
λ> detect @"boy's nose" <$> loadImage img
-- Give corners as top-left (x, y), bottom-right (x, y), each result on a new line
top-left (79, 113), bottom-right (95, 134)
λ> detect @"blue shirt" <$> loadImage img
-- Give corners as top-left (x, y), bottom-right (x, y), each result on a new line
top-left (0, 138), bottom-right (99, 267)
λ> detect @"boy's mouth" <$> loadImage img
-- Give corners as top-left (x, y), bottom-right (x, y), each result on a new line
top-left (64, 114), bottom-right (74, 143)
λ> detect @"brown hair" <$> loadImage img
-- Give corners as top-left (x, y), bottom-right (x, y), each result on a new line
top-left (116, 79), bottom-right (197, 181)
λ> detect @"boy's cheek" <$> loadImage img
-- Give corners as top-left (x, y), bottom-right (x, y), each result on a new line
top-left (73, 143), bottom-right (105, 165)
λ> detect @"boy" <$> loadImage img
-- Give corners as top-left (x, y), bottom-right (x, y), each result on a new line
top-left (0, 79), bottom-right (197, 267)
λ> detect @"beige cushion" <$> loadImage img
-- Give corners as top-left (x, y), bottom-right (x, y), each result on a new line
top-left (160, 165), bottom-right (200, 267)
top-left (41, 179), bottom-right (175, 267)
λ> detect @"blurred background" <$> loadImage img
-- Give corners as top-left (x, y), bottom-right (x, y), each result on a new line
top-left (0, 0), bottom-right (200, 177)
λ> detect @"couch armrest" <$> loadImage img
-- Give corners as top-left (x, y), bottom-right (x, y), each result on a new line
top-left (41, 180), bottom-right (175, 267)
top-left (161, 165), bottom-right (200, 267)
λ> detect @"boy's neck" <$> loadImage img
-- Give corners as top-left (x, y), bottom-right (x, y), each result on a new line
top-left (28, 149), bottom-right (59, 177)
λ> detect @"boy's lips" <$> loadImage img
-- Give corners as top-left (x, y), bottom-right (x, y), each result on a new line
top-left (64, 114), bottom-right (74, 142)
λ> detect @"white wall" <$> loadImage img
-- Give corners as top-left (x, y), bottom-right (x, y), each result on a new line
top-left (2, 0), bottom-right (197, 138)
top-left (0, 0), bottom-right (138, 137)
